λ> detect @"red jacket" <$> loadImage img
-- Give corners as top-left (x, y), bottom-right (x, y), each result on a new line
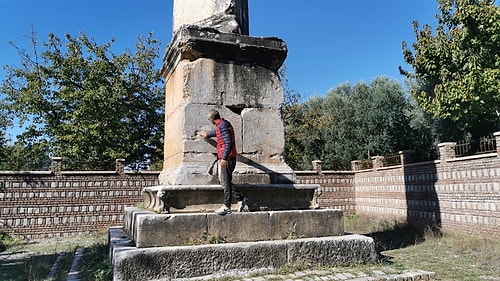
top-left (206, 118), bottom-right (237, 160)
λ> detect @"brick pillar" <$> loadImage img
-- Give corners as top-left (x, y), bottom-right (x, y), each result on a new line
top-left (371, 156), bottom-right (384, 169)
top-left (116, 159), bottom-right (126, 175)
top-left (351, 160), bottom-right (360, 171)
top-left (399, 150), bottom-right (413, 166)
top-left (438, 142), bottom-right (456, 161)
top-left (312, 160), bottom-right (322, 174)
top-left (51, 157), bottom-right (62, 176)
top-left (494, 131), bottom-right (500, 155)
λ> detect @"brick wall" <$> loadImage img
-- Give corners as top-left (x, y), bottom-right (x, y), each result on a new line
top-left (295, 171), bottom-right (355, 215)
top-left (0, 170), bottom-right (159, 239)
top-left (354, 153), bottom-right (499, 235)
top-left (1, 140), bottom-right (499, 239)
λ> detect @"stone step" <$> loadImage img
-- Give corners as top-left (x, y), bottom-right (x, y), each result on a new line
top-left (124, 207), bottom-right (343, 248)
top-left (109, 226), bottom-right (377, 281)
top-left (142, 184), bottom-right (322, 214)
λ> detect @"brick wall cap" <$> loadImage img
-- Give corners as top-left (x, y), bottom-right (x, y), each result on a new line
top-left (438, 142), bottom-right (456, 147)
top-left (0, 171), bottom-right (52, 176)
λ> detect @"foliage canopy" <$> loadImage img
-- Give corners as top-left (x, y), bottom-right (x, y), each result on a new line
top-left (282, 77), bottom-right (438, 170)
top-left (402, 0), bottom-right (500, 136)
top-left (1, 30), bottom-right (164, 170)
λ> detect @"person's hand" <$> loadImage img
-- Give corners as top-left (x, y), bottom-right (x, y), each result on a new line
top-left (220, 159), bottom-right (227, 167)
top-left (198, 131), bottom-right (207, 138)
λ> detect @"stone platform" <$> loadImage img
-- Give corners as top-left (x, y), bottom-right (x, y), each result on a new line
top-left (142, 184), bottom-right (322, 214)
top-left (124, 207), bottom-right (343, 248)
top-left (109, 226), bottom-right (377, 281)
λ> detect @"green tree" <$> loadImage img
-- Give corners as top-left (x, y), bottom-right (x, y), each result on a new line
top-left (0, 102), bottom-right (10, 166)
top-left (281, 89), bottom-right (306, 169)
top-left (322, 78), bottom-right (420, 169)
top-left (402, 0), bottom-right (500, 137)
top-left (280, 66), bottom-right (310, 169)
top-left (1, 30), bottom-right (164, 170)
top-left (283, 77), bottom-right (438, 170)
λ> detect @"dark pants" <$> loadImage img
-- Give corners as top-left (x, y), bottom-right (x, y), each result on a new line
top-left (219, 158), bottom-right (243, 207)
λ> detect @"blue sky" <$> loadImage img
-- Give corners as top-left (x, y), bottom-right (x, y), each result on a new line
top-left (0, 0), bottom-right (439, 137)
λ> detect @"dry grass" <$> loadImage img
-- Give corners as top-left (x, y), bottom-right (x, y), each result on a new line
top-left (384, 230), bottom-right (500, 281)
top-left (344, 213), bottom-right (500, 281)
top-left (1, 215), bottom-right (498, 281)
top-left (0, 232), bottom-right (108, 281)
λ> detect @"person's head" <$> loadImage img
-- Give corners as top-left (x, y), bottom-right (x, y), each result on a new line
top-left (208, 109), bottom-right (221, 124)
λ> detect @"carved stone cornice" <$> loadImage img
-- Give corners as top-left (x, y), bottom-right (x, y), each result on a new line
top-left (161, 26), bottom-right (287, 77)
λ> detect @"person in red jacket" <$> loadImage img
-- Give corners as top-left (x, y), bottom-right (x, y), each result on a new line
top-left (198, 109), bottom-right (247, 215)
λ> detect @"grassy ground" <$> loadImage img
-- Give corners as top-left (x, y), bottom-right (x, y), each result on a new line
top-left (345, 213), bottom-right (500, 281)
top-left (0, 231), bottom-right (110, 281)
top-left (0, 215), bottom-right (499, 280)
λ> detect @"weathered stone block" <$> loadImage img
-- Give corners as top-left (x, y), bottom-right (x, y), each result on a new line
top-left (215, 63), bottom-right (284, 109)
top-left (162, 27), bottom-right (287, 77)
top-left (125, 205), bottom-right (344, 248)
top-left (182, 59), bottom-right (220, 105)
top-left (162, 101), bottom-right (294, 186)
top-left (242, 108), bottom-right (285, 156)
top-left (162, 106), bottom-right (184, 165)
top-left (125, 207), bottom-right (343, 248)
top-left (134, 213), bottom-right (208, 248)
top-left (184, 104), bottom-right (243, 153)
top-left (110, 226), bottom-right (377, 281)
top-left (112, 239), bottom-right (288, 281)
top-left (161, 102), bottom-right (251, 185)
top-left (172, 0), bottom-right (249, 35)
top-left (207, 211), bottom-right (271, 242)
top-left (142, 184), bottom-right (320, 214)
top-left (287, 235), bottom-right (377, 265)
top-left (268, 209), bottom-right (344, 239)
top-left (182, 59), bottom-right (283, 109)
top-left (159, 163), bottom-right (219, 186)
top-left (164, 61), bottom-right (186, 114)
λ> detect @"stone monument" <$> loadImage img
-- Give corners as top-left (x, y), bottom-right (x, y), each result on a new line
top-left (158, 0), bottom-right (294, 187)
top-left (109, 2), bottom-right (376, 280)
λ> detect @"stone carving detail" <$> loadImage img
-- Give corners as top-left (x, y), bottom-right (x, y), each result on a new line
top-left (172, 0), bottom-right (249, 35)
top-left (142, 185), bottom-right (322, 214)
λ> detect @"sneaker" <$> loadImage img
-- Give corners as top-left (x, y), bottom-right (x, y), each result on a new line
top-left (237, 197), bottom-right (248, 212)
top-left (214, 205), bottom-right (231, 216)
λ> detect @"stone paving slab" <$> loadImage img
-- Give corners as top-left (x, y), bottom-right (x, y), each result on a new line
top-left (175, 268), bottom-right (435, 281)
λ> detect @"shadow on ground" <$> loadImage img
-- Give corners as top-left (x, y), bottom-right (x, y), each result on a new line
top-left (0, 252), bottom-right (59, 281)
top-left (362, 223), bottom-right (441, 262)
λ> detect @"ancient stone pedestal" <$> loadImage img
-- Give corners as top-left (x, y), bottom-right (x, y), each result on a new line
top-left (142, 184), bottom-right (322, 214)
top-left (109, 225), bottom-right (376, 280)
top-left (124, 207), bottom-right (344, 248)
top-left (109, 2), bottom-right (378, 280)
top-left (158, 25), bottom-right (293, 185)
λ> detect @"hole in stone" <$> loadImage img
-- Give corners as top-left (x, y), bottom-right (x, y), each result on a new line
top-left (227, 106), bottom-right (243, 115)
